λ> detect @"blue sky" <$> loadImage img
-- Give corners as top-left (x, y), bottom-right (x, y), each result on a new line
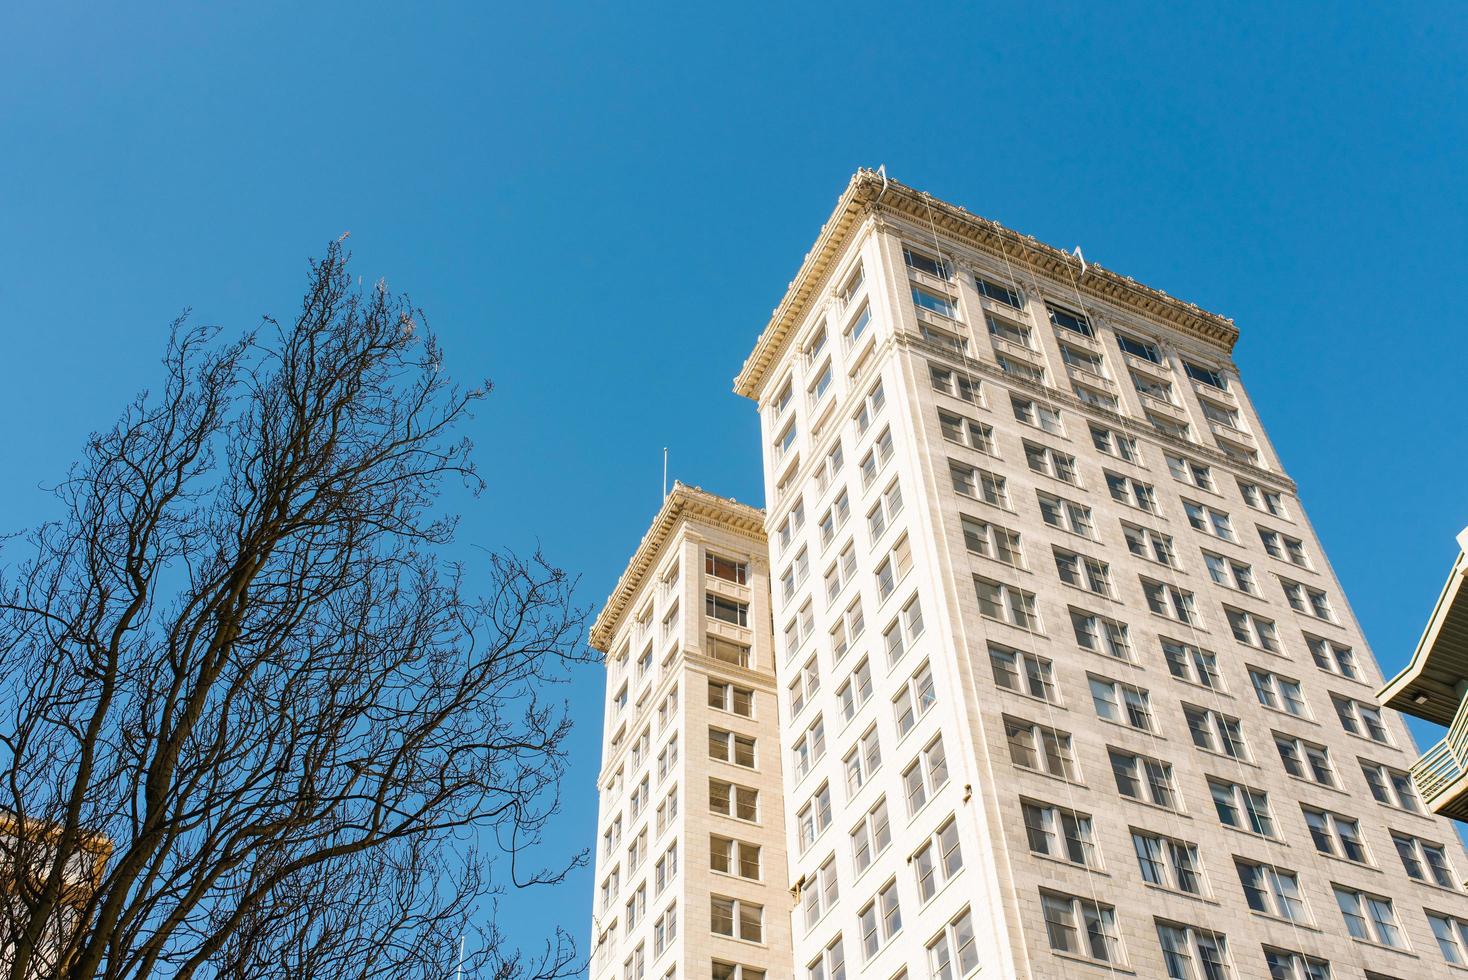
top-left (3, 0), bottom-right (1466, 967)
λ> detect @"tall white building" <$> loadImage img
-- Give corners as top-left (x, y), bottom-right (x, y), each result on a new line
top-left (591, 170), bottom-right (1468, 980)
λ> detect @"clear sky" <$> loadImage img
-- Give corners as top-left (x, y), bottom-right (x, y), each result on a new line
top-left (3, 0), bottom-right (1465, 967)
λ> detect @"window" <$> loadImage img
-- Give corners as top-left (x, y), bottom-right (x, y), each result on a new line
top-left (1183, 500), bottom-right (1234, 541)
top-left (1106, 471), bottom-right (1158, 512)
top-left (1055, 548), bottom-right (1113, 597)
top-left (1165, 453), bottom-right (1214, 491)
top-left (798, 855), bottom-right (837, 930)
top-left (893, 661), bottom-right (937, 736)
top-left (974, 576), bottom-right (1040, 630)
top-left (837, 657), bottom-right (874, 722)
top-left (1156, 921), bottom-right (1230, 980)
top-left (1225, 607), bottom-right (1280, 652)
top-left (656, 788), bottom-right (678, 836)
top-left (1264, 948), bottom-right (1330, 980)
top-left (859, 427), bottom-right (894, 489)
top-left (888, 594), bottom-right (927, 669)
top-left (710, 681), bottom-right (754, 718)
top-left (709, 779), bottom-right (757, 822)
top-left (873, 535), bottom-right (912, 602)
top-left (829, 599), bottom-right (864, 663)
top-left (1024, 800), bottom-right (1099, 868)
top-left (774, 420), bottom-right (799, 462)
top-left (1132, 371), bottom-right (1176, 405)
top-left (911, 286), bottom-right (957, 318)
top-left (1110, 749), bottom-right (1178, 809)
top-left (1258, 527), bottom-right (1310, 568)
top-left (1060, 342), bottom-right (1106, 377)
top-left (824, 542), bottom-right (858, 604)
top-left (1037, 491), bottom-right (1094, 538)
top-left (626, 883), bottom-right (647, 927)
top-left (995, 353), bottom-right (1045, 383)
top-left (1143, 578), bottom-right (1199, 625)
top-left (787, 658), bottom-right (819, 720)
top-left (1200, 399), bottom-right (1239, 429)
top-left (806, 934), bottom-right (844, 980)
top-left (857, 878), bottom-right (902, 959)
top-left (1333, 695), bottom-right (1389, 744)
top-left (843, 725), bottom-right (882, 798)
top-left (904, 246), bottom-right (951, 279)
top-left (624, 943), bottom-right (645, 980)
top-left (653, 905), bottom-right (677, 957)
top-left (1005, 717), bottom-right (1078, 780)
top-left (1184, 361), bottom-right (1228, 390)
top-left (929, 363), bottom-right (979, 402)
top-left (1210, 779), bottom-right (1275, 838)
top-left (913, 816), bottom-right (963, 901)
top-left (709, 728), bottom-right (755, 768)
top-left (1250, 669), bottom-right (1307, 717)
top-left (1237, 860), bottom-right (1308, 922)
top-left (1333, 886), bottom-right (1404, 948)
top-left (1163, 639), bottom-right (1222, 689)
top-left (1042, 891), bottom-right (1122, 964)
top-left (710, 895), bottom-right (763, 943)
top-left (903, 735), bottom-right (950, 813)
top-left (949, 460), bottom-right (1009, 508)
top-left (1048, 303), bottom-right (1093, 337)
top-left (706, 593), bottom-right (749, 628)
top-left (851, 798), bottom-right (892, 875)
top-left (990, 644), bottom-right (1057, 702)
top-left (1361, 759), bottom-right (1422, 812)
top-left (796, 782), bottom-right (833, 853)
top-left (927, 907), bottom-right (980, 980)
top-left (1429, 913), bottom-right (1468, 965)
top-left (1091, 424), bottom-right (1140, 462)
top-left (976, 275), bottom-right (1023, 308)
top-left (1275, 734), bottom-right (1335, 786)
top-left (1185, 705), bottom-right (1248, 760)
top-left (710, 835), bottom-right (761, 880)
top-left (1090, 676), bottom-right (1154, 731)
top-left (938, 410), bottom-right (995, 454)
top-left (1072, 609), bottom-right (1132, 660)
top-left (791, 715), bottom-right (826, 782)
top-left (843, 300), bottom-right (873, 352)
top-left (1011, 395), bottom-right (1062, 434)
top-left (1116, 332), bottom-right (1162, 363)
top-left (1393, 833), bottom-right (1456, 888)
top-left (1123, 522), bottom-right (1177, 567)
top-left (1303, 806), bottom-right (1369, 864)
top-left (1024, 441), bottom-right (1078, 484)
top-left (1148, 411), bottom-right (1193, 442)
top-left (854, 380), bottom-right (886, 434)
top-left (712, 962), bottom-right (765, 980)
top-left (1306, 635), bottom-right (1359, 680)
top-left (1282, 580), bottom-right (1334, 622)
top-left (600, 865), bottom-right (620, 911)
top-left (1240, 481), bottom-right (1288, 518)
top-left (960, 514), bottom-right (1022, 567)
top-left (1203, 551), bottom-right (1257, 594)
top-left (1132, 830), bottom-right (1204, 895)
top-left (817, 491), bottom-right (850, 549)
top-left (987, 313), bottom-right (1033, 350)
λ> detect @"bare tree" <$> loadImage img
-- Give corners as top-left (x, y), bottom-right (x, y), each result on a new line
top-left (0, 241), bottom-right (590, 980)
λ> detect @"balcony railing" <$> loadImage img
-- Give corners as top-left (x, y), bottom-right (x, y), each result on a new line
top-left (1411, 698), bottom-right (1468, 820)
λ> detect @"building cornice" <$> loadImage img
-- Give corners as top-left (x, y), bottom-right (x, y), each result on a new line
top-left (589, 482), bottom-right (766, 653)
top-left (733, 169), bottom-right (1240, 401)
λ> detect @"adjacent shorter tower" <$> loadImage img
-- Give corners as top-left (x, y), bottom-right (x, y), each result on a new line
top-left (588, 484), bottom-right (794, 980)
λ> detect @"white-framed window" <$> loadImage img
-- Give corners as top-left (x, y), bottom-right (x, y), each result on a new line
top-left (975, 576), bottom-right (1040, 630)
top-left (1123, 522), bottom-right (1177, 567)
top-left (709, 680), bottom-right (754, 718)
top-left (1143, 578), bottom-right (1199, 625)
top-left (710, 834), bottom-right (761, 880)
top-left (1184, 704), bottom-right (1248, 760)
top-left (850, 797), bottom-right (892, 875)
top-left (902, 734), bottom-right (950, 814)
top-left (1428, 913), bottom-right (1468, 966)
top-left (796, 782), bottom-right (833, 854)
top-left (949, 460), bottom-right (1009, 508)
top-left (627, 828), bottom-right (648, 870)
top-left (1011, 395), bottom-right (1063, 434)
top-left (854, 379), bottom-right (886, 435)
top-left (1239, 480), bottom-right (1288, 518)
top-left (708, 728), bottom-right (755, 768)
top-left (1055, 547), bottom-right (1113, 597)
top-left (843, 724), bottom-right (882, 797)
top-left (823, 541), bottom-right (857, 604)
top-left (1264, 948), bottom-right (1329, 980)
top-left (805, 934), bottom-right (845, 980)
top-left (1162, 638), bottom-right (1221, 689)
top-left (1303, 806), bottom-right (1369, 864)
top-left (960, 514), bottom-right (1023, 567)
top-left (911, 285), bottom-right (958, 319)
top-left (1209, 778), bottom-right (1275, 838)
top-left (1200, 398), bottom-right (1240, 430)
top-left (1249, 668), bottom-right (1307, 717)
top-left (655, 787), bottom-right (678, 836)
top-left (989, 644), bottom-right (1057, 702)
top-left (1306, 634), bottom-right (1360, 680)
top-left (836, 657), bottom-right (874, 723)
top-left (1059, 342), bottom-right (1106, 377)
top-left (938, 409), bottom-right (995, 454)
top-left (625, 882), bottom-right (647, 927)
top-left (1005, 717), bottom-right (1078, 780)
top-left (1090, 675), bottom-right (1154, 732)
top-left (1183, 499), bottom-right (1234, 541)
top-left (904, 245), bottom-right (952, 279)
top-left (1023, 800), bottom-right (1099, 868)
top-left (1393, 832), bottom-right (1457, 888)
top-left (816, 440), bottom-right (845, 495)
top-left (787, 657), bottom-right (819, 719)
top-left (1275, 733), bottom-right (1335, 787)
top-left (893, 661), bottom-right (937, 737)
top-left (1224, 607), bottom-right (1279, 652)
top-left (653, 903), bottom-right (677, 957)
top-left (857, 877), bottom-right (903, 960)
top-left (1236, 859), bottom-right (1309, 922)
top-left (1333, 695), bottom-right (1390, 744)
top-left (623, 942), bottom-right (645, 980)
top-left (1333, 885), bottom-right (1404, 948)
top-left (706, 593), bottom-right (749, 628)
top-left (858, 426), bottom-right (895, 489)
top-left (801, 857), bottom-right (838, 929)
top-left (817, 490), bottom-right (851, 550)
top-left (929, 362), bottom-right (979, 403)
top-left (829, 598), bottom-right (865, 663)
top-left (1204, 551), bottom-right (1257, 594)
top-left (709, 778), bottom-right (758, 822)
top-left (996, 353), bottom-right (1045, 383)
top-left (712, 961), bottom-right (765, 980)
top-left (1105, 471), bottom-right (1158, 512)
top-left (1042, 891), bottom-right (1122, 964)
top-left (1156, 921), bottom-right (1230, 979)
top-left (912, 816), bottom-right (963, 901)
top-left (1184, 360), bottom-right (1228, 390)
top-left (1132, 830), bottom-right (1204, 895)
top-left (1147, 411), bottom-right (1193, 442)
top-left (873, 534), bottom-right (913, 602)
top-left (1090, 424), bottom-right (1140, 463)
top-left (1361, 759), bottom-right (1422, 812)
top-left (1116, 332), bottom-right (1162, 363)
top-left (987, 312), bottom-right (1034, 349)
top-left (1132, 371), bottom-right (1176, 405)
top-left (1282, 579), bottom-right (1334, 622)
top-left (710, 895), bottom-right (763, 943)
top-left (1037, 490), bottom-right (1094, 538)
top-left (599, 864), bottom-right (620, 912)
top-left (926, 906), bottom-right (980, 980)
top-left (977, 274), bottom-right (1024, 308)
top-left (1258, 526), bottom-right (1310, 568)
top-left (1072, 609), bottom-right (1132, 661)
top-left (1110, 748), bottom-right (1178, 809)
top-left (1165, 453), bottom-right (1214, 491)
top-left (1049, 303), bottom-right (1092, 337)
top-left (790, 714), bottom-right (827, 782)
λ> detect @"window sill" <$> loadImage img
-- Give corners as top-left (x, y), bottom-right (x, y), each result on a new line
top-left (1047, 950), bottom-right (1134, 974)
top-left (1345, 935), bottom-right (1416, 958)
top-left (1139, 881), bottom-right (1216, 905)
top-left (1117, 794), bottom-right (1190, 820)
top-left (1247, 909), bottom-right (1319, 932)
top-left (994, 684), bottom-right (1064, 712)
top-left (1028, 850), bottom-right (1109, 878)
top-left (1009, 763), bottom-right (1086, 791)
